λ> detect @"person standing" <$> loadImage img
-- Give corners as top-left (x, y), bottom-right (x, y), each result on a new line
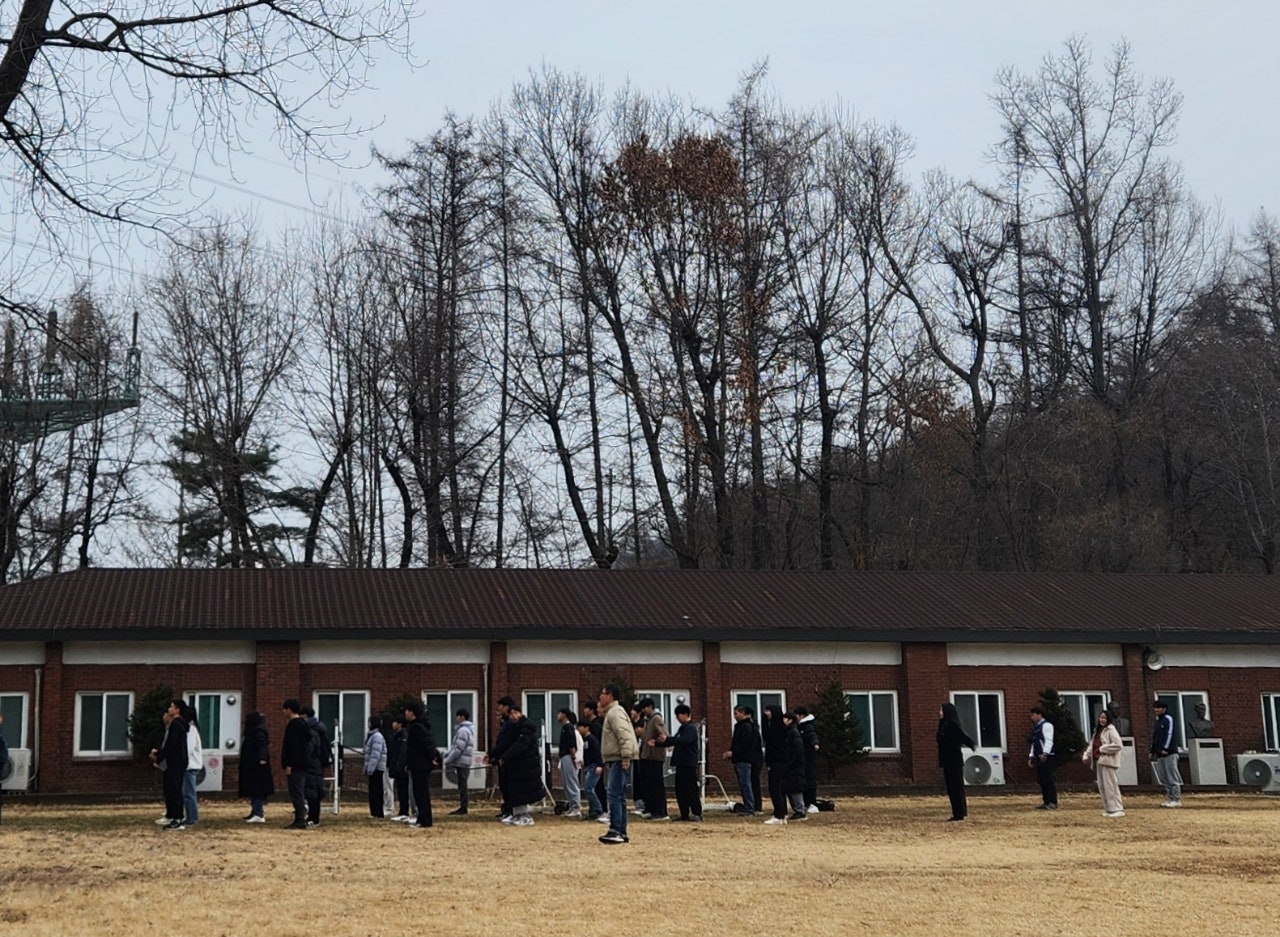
top-left (577, 722), bottom-right (604, 820)
top-left (487, 695), bottom-right (518, 820)
top-left (652, 704), bottom-right (701, 821)
top-left (936, 702), bottom-right (976, 822)
top-left (497, 702), bottom-right (543, 826)
top-left (151, 700), bottom-right (188, 831)
top-left (1027, 705), bottom-right (1058, 810)
top-left (636, 698), bottom-right (669, 821)
top-left (280, 699), bottom-right (311, 830)
top-left (1083, 709), bottom-right (1125, 818)
top-left (237, 710), bottom-right (273, 823)
top-left (780, 711), bottom-right (808, 820)
top-left (1149, 699), bottom-right (1183, 807)
top-left (0, 711), bottom-right (8, 825)
top-left (761, 704), bottom-right (789, 824)
top-left (182, 704), bottom-right (203, 828)
top-left (386, 715), bottom-right (411, 822)
top-left (724, 704), bottom-right (763, 817)
top-left (403, 701), bottom-right (440, 829)
top-left (302, 705), bottom-right (332, 827)
top-left (794, 705), bottom-right (821, 814)
top-left (443, 708), bottom-right (476, 816)
top-left (581, 700), bottom-right (606, 812)
top-left (555, 708), bottom-right (582, 818)
top-left (598, 683), bottom-right (637, 845)
top-left (363, 715), bottom-right (387, 818)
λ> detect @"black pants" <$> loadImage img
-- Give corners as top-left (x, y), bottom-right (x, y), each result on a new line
top-left (287, 770), bottom-right (308, 825)
top-left (942, 760), bottom-right (967, 819)
top-left (803, 759), bottom-right (818, 807)
top-left (305, 770), bottom-right (323, 823)
top-left (1035, 756), bottom-right (1058, 806)
top-left (394, 774), bottom-right (410, 817)
top-left (767, 764), bottom-right (787, 818)
top-left (637, 759), bottom-right (667, 817)
top-left (163, 768), bottom-right (184, 820)
top-left (454, 766), bottom-right (470, 811)
top-left (367, 769), bottom-right (385, 817)
top-left (750, 765), bottom-right (762, 816)
top-left (673, 765), bottom-right (701, 819)
top-left (410, 768), bottom-right (432, 827)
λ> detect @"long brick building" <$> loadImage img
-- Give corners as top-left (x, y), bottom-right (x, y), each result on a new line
top-left (1, 568), bottom-right (1279, 796)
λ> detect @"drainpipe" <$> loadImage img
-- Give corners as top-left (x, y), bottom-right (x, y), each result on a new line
top-left (482, 663), bottom-right (490, 750)
top-left (32, 666), bottom-right (42, 792)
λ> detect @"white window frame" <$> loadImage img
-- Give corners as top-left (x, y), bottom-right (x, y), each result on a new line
top-left (74, 691), bottom-right (134, 757)
top-left (0, 691), bottom-right (29, 749)
top-left (423, 690), bottom-right (478, 747)
top-left (1155, 691), bottom-right (1209, 751)
top-left (313, 690), bottom-right (370, 748)
top-left (950, 690), bottom-right (1006, 751)
top-left (1262, 694), bottom-right (1280, 752)
top-left (730, 689), bottom-right (786, 723)
top-left (184, 690), bottom-right (241, 754)
top-left (1059, 691), bottom-right (1111, 736)
top-left (845, 690), bottom-right (900, 753)
top-left (523, 690), bottom-right (578, 756)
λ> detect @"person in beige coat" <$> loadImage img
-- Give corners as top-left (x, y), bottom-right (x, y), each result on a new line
top-left (1082, 709), bottom-right (1125, 817)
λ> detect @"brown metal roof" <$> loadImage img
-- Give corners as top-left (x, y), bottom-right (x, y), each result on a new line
top-left (0, 568), bottom-right (1278, 643)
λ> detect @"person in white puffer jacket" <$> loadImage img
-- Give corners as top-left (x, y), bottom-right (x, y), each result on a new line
top-left (183, 703), bottom-right (204, 827)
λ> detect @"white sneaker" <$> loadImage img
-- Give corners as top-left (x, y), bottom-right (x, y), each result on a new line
top-left (389, 815), bottom-right (407, 822)
top-left (564, 811), bottom-right (582, 819)
top-left (501, 814), bottom-right (516, 825)
top-left (155, 817), bottom-right (174, 825)
top-left (763, 816), bottom-right (787, 825)
top-left (806, 804), bottom-right (819, 814)
top-left (1165, 800), bottom-right (1182, 808)
top-left (513, 816), bottom-right (535, 826)
top-left (246, 814), bottom-right (266, 824)
top-left (597, 814), bottom-right (611, 824)
top-left (1105, 810), bottom-right (1125, 818)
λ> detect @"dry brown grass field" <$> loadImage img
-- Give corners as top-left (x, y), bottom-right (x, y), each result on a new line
top-left (0, 791), bottom-right (1275, 937)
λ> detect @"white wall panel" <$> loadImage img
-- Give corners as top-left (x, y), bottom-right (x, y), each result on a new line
top-left (947, 644), bottom-right (1123, 667)
top-left (507, 641), bottom-right (702, 665)
top-left (1157, 645), bottom-right (1280, 669)
top-left (720, 642), bottom-right (901, 665)
top-left (300, 640), bottom-right (489, 664)
top-left (64, 641), bottom-right (256, 665)
top-left (0, 643), bottom-right (45, 665)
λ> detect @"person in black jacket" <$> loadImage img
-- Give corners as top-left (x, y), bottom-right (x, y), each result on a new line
top-left (780, 712), bottom-right (808, 820)
top-left (237, 710), bottom-right (274, 823)
top-left (149, 700), bottom-right (188, 831)
top-left (724, 704), bottom-right (763, 816)
top-left (386, 715), bottom-right (410, 821)
top-left (403, 700), bottom-right (440, 829)
top-left (301, 705), bottom-right (332, 827)
top-left (794, 706), bottom-right (821, 813)
top-left (486, 695), bottom-right (518, 819)
top-left (761, 704), bottom-right (789, 823)
top-left (280, 699), bottom-right (311, 829)
top-left (496, 702), bottom-right (543, 826)
top-left (936, 702), bottom-right (976, 822)
top-left (653, 704), bottom-right (701, 821)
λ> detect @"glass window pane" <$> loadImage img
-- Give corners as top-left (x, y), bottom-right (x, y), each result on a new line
top-left (1086, 694), bottom-right (1107, 729)
top-left (1264, 696), bottom-right (1276, 750)
top-left (954, 694), bottom-right (978, 747)
top-left (79, 694), bottom-right (104, 752)
top-left (977, 694), bottom-right (1003, 749)
top-left (341, 694), bottom-right (367, 747)
top-left (847, 694), bottom-right (871, 749)
top-left (734, 692), bottom-right (756, 714)
top-left (105, 694), bottom-right (131, 752)
top-left (0, 695), bottom-right (24, 747)
top-left (872, 694), bottom-right (896, 750)
top-left (425, 693), bottom-right (448, 742)
top-left (525, 693), bottom-right (548, 749)
top-left (1062, 695), bottom-right (1085, 732)
top-left (761, 692), bottom-right (784, 713)
top-left (317, 693), bottom-right (339, 736)
top-left (193, 694), bottom-right (220, 750)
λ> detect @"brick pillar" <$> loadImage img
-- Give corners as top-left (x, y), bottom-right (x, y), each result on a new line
top-left (254, 641), bottom-right (300, 792)
top-left (487, 641), bottom-right (509, 752)
top-left (1120, 642), bottom-right (1150, 752)
top-left (702, 641), bottom-right (725, 753)
top-left (38, 642), bottom-right (65, 793)
top-left (902, 642), bottom-right (949, 784)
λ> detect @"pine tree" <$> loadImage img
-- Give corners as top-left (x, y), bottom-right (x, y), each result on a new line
top-left (1038, 687), bottom-right (1087, 765)
top-left (127, 684), bottom-right (175, 763)
top-left (811, 680), bottom-right (867, 779)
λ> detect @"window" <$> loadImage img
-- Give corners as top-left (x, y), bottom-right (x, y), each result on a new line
top-left (76, 691), bottom-right (133, 756)
top-left (185, 691), bottom-right (241, 753)
top-left (314, 691), bottom-right (369, 747)
top-left (1155, 691), bottom-right (1208, 751)
top-left (0, 693), bottom-right (28, 748)
top-left (951, 691), bottom-right (1005, 751)
top-left (845, 691), bottom-right (900, 752)
top-left (1263, 694), bottom-right (1280, 752)
top-left (732, 690), bottom-right (786, 722)
top-left (1060, 692), bottom-right (1110, 736)
top-left (423, 691), bottom-right (478, 747)
top-left (523, 690), bottom-right (577, 755)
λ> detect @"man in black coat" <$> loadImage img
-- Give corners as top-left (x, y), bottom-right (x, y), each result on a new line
top-left (386, 715), bottom-right (410, 821)
top-left (496, 702), bottom-right (543, 826)
top-left (724, 704), bottom-right (763, 816)
top-left (403, 700), bottom-right (439, 828)
top-left (150, 699), bottom-right (188, 830)
top-left (280, 698), bottom-right (311, 829)
top-left (794, 705), bottom-right (821, 813)
top-left (653, 704), bottom-right (701, 821)
top-left (487, 695), bottom-right (518, 819)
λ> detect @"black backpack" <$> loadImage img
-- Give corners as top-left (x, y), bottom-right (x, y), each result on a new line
top-left (307, 722), bottom-right (334, 769)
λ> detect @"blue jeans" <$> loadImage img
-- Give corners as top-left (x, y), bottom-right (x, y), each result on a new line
top-left (583, 765), bottom-right (604, 815)
top-left (183, 769), bottom-right (199, 825)
top-left (734, 762), bottom-right (756, 814)
top-left (249, 797), bottom-right (266, 817)
top-left (606, 761), bottom-right (628, 836)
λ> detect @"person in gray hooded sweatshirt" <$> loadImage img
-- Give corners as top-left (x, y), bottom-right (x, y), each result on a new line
top-left (443, 708), bottom-right (476, 815)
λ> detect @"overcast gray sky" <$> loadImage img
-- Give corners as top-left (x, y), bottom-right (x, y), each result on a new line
top-left (8, 1), bottom-right (1280, 297)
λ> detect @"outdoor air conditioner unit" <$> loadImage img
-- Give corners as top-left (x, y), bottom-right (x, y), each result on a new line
top-left (1234, 753), bottom-right (1280, 792)
top-left (196, 754), bottom-right (223, 792)
top-left (442, 751), bottom-right (487, 790)
top-left (1, 748), bottom-right (32, 791)
top-left (963, 749), bottom-right (1005, 786)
